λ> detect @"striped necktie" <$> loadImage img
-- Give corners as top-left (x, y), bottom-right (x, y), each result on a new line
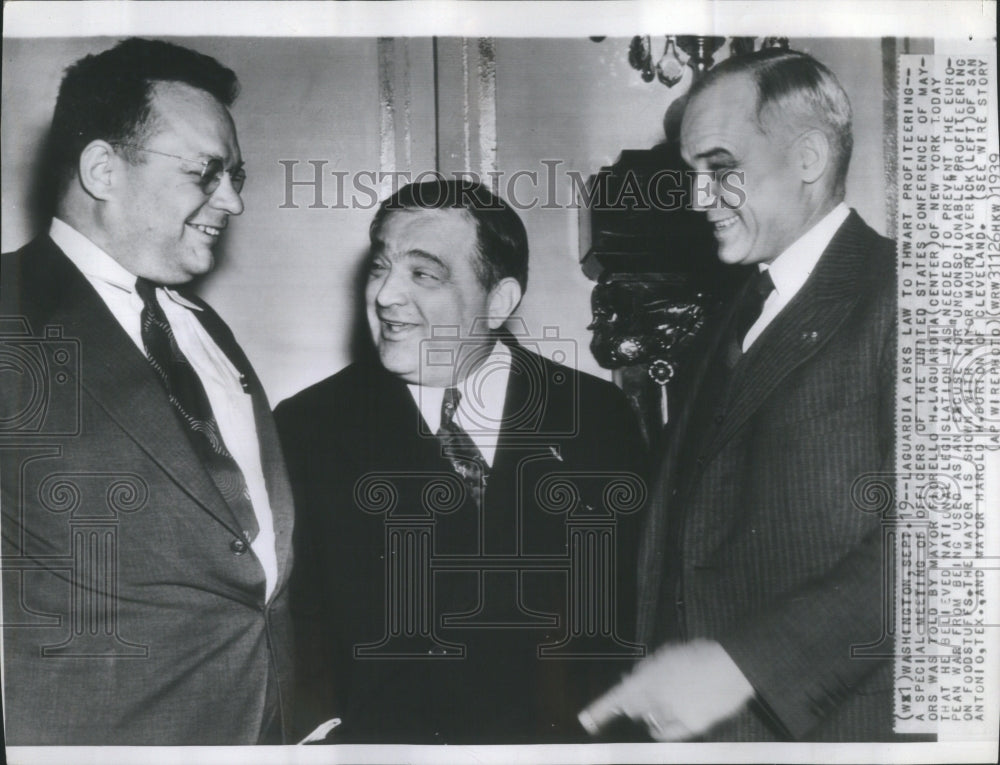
top-left (135, 277), bottom-right (259, 541)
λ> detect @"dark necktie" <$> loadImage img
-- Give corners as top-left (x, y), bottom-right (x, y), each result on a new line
top-left (678, 268), bottom-right (779, 495)
top-left (724, 268), bottom-right (776, 367)
top-left (135, 277), bottom-right (259, 540)
top-left (734, 268), bottom-right (776, 350)
top-left (436, 387), bottom-right (488, 507)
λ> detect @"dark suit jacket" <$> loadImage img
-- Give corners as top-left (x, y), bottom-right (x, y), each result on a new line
top-left (275, 338), bottom-right (646, 743)
top-left (0, 236), bottom-right (295, 744)
top-left (636, 211), bottom-right (897, 741)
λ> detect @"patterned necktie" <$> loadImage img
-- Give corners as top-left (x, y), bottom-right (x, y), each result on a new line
top-left (135, 277), bottom-right (259, 539)
top-left (436, 387), bottom-right (488, 507)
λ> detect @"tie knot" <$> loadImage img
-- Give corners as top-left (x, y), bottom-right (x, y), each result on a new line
top-left (442, 387), bottom-right (461, 420)
top-left (732, 268), bottom-right (777, 354)
top-left (752, 269), bottom-right (775, 300)
top-left (134, 277), bottom-right (160, 308)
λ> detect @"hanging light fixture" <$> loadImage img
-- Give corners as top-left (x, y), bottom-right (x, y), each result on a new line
top-left (621, 35), bottom-right (790, 88)
top-left (655, 37), bottom-right (686, 87)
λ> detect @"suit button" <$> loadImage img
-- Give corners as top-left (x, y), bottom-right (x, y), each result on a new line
top-left (696, 457), bottom-right (705, 468)
top-left (230, 538), bottom-right (248, 555)
top-left (713, 413), bottom-right (725, 424)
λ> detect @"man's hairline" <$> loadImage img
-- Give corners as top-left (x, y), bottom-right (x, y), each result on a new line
top-left (56, 78), bottom-right (233, 201)
top-left (686, 71), bottom-right (849, 197)
top-left (370, 205), bottom-right (505, 293)
top-left (690, 69), bottom-right (836, 139)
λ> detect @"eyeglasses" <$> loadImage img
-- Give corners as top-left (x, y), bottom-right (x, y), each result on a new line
top-left (120, 146), bottom-right (246, 194)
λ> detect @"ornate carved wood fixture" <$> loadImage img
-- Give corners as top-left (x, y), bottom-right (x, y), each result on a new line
top-left (581, 37), bottom-right (788, 445)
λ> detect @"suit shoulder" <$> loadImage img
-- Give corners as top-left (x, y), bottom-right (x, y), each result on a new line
top-left (2, 247), bottom-right (24, 264)
top-left (521, 347), bottom-right (637, 435)
top-left (867, 230), bottom-right (896, 277)
top-left (1, 239), bottom-right (61, 319)
top-left (2, 241), bottom-right (38, 290)
top-left (2, 237), bottom-right (38, 260)
top-left (531, 349), bottom-right (625, 403)
top-left (849, 211), bottom-right (896, 272)
top-left (862, 232), bottom-right (896, 308)
top-left (274, 362), bottom-right (375, 425)
top-left (519, 347), bottom-right (645, 469)
top-left (839, 212), bottom-right (896, 312)
top-left (0, 251), bottom-right (22, 311)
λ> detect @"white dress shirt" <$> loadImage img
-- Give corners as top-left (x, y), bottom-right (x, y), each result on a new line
top-left (49, 218), bottom-right (279, 601)
top-left (407, 340), bottom-right (512, 468)
top-left (742, 203), bottom-right (850, 351)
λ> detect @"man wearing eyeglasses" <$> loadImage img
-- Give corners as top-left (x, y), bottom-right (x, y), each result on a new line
top-left (0, 38), bottom-right (294, 745)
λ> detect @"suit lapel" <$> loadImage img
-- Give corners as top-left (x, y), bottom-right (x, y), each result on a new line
top-left (638, 212), bottom-right (873, 640)
top-left (23, 237), bottom-right (252, 539)
top-left (495, 339), bottom-right (532, 459)
top-left (493, 339), bottom-right (560, 471)
top-left (701, 211), bottom-right (871, 462)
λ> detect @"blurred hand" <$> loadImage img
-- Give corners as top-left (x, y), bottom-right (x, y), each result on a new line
top-left (578, 639), bottom-right (755, 741)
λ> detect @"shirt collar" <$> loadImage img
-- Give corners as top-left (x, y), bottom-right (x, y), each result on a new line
top-left (50, 217), bottom-right (136, 295)
top-left (408, 340), bottom-right (511, 434)
top-left (49, 217), bottom-right (202, 311)
top-left (761, 202), bottom-right (850, 297)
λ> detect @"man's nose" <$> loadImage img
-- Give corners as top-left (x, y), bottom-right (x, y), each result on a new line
top-left (374, 267), bottom-right (407, 307)
top-left (691, 171), bottom-right (719, 212)
top-left (209, 174), bottom-right (244, 216)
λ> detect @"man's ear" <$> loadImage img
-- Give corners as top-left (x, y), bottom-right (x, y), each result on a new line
top-left (486, 277), bottom-right (523, 330)
top-left (77, 140), bottom-right (118, 201)
top-left (795, 128), bottom-right (830, 185)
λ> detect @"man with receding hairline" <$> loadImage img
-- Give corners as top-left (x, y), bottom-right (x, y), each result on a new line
top-left (582, 48), bottom-right (898, 742)
top-left (1, 38), bottom-right (294, 744)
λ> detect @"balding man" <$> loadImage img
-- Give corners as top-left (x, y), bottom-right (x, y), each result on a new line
top-left (582, 48), bottom-right (897, 742)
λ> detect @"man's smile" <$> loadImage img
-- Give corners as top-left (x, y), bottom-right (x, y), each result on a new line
top-left (708, 214), bottom-right (740, 238)
top-left (187, 222), bottom-right (225, 238)
top-left (379, 316), bottom-right (420, 337)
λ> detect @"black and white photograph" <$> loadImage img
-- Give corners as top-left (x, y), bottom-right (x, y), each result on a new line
top-left (1, 2), bottom-right (997, 763)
